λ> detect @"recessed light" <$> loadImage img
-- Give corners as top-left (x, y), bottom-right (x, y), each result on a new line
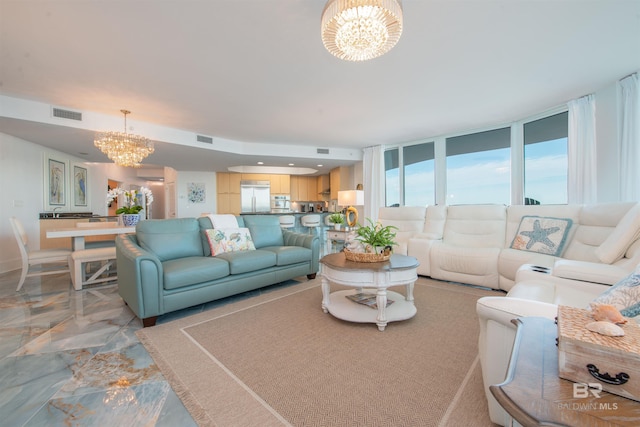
top-left (257, 161), bottom-right (264, 165)
top-left (317, 164), bottom-right (323, 167)
top-left (288, 163), bottom-right (294, 166)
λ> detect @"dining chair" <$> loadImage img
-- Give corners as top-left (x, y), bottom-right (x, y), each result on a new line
top-left (10, 216), bottom-right (72, 291)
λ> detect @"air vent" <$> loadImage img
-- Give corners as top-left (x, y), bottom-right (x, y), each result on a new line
top-left (52, 107), bottom-right (82, 121)
top-left (197, 135), bottom-right (213, 144)
top-left (317, 148), bottom-right (330, 154)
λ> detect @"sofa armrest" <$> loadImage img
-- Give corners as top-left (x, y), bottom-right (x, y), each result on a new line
top-left (552, 259), bottom-right (628, 285)
top-left (282, 230), bottom-right (320, 273)
top-left (476, 296), bottom-right (558, 425)
top-left (116, 234), bottom-right (164, 321)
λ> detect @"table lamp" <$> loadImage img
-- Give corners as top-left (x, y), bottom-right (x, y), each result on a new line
top-left (338, 190), bottom-right (364, 228)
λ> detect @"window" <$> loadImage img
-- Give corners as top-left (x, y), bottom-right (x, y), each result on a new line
top-left (403, 143), bottom-right (434, 206)
top-left (446, 127), bottom-right (511, 205)
top-left (384, 148), bottom-right (400, 206)
top-left (523, 112), bottom-right (568, 204)
top-left (385, 142), bottom-right (435, 207)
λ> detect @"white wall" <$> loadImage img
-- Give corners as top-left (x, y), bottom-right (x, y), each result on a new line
top-left (174, 171), bottom-right (217, 218)
top-left (0, 132), bottom-right (164, 273)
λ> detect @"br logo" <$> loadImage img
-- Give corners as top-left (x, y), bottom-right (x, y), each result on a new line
top-left (573, 382), bottom-right (603, 398)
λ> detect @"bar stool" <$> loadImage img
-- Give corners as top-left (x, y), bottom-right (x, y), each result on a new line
top-left (279, 215), bottom-right (295, 229)
top-left (302, 214), bottom-right (324, 256)
top-left (301, 214), bottom-right (321, 234)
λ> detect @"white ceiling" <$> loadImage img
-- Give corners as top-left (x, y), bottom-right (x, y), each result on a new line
top-left (1, 0), bottom-right (639, 175)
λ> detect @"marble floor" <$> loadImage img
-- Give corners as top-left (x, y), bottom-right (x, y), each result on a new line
top-left (0, 268), bottom-right (300, 426)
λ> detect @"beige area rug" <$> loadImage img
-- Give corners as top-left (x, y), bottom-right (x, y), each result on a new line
top-left (137, 277), bottom-right (503, 427)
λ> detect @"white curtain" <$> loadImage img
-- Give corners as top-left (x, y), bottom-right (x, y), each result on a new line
top-left (363, 145), bottom-right (385, 222)
top-left (619, 73), bottom-right (640, 202)
top-left (568, 95), bottom-right (597, 204)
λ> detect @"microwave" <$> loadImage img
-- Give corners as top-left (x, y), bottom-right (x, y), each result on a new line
top-left (270, 195), bottom-right (291, 212)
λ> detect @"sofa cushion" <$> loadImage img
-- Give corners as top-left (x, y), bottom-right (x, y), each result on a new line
top-left (594, 203), bottom-right (640, 264)
top-left (242, 215), bottom-right (284, 248)
top-left (442, 205), bottom-right (506, 248)
top-left (261, 246), bottom-right (312, 266)
top-left (510, 216), bottom-right (572, 256)
top-left (591, 271), bottom-right (640, 318)
top-left (163, 256), bottom-right (229, 290)
top-left (204, 228), bottom-right (256, 256)
top-left (137, 218), bottom-right (203, 261)
top-left (215, 249), bottom-right (276, 274)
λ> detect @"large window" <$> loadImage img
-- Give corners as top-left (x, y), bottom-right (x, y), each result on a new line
top-left (523, 112), bottom-right (568, 204)
top-left (384, 111), bottom-right (568, 206)
top-left (384, 149), bottom-right (400, 206)
top-left (446, 127), bottom-right (511, 205)
top-left (384, 142), bottom-right (434, 207)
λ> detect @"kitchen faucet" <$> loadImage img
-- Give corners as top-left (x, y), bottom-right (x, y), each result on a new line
top-left (53, 207), bottom-right (62, 218)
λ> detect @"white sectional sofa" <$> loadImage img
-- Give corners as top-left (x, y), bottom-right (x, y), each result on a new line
top-left (379, 202), bottom-right (640, 426)
top-left (379, 202), bottom-right (640, 291)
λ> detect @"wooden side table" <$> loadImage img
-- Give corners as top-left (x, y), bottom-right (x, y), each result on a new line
top-left (490, 317), bottom-right (640, 426)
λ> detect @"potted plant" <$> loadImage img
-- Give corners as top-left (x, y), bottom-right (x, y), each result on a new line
top-left (107, 187), bottom-right (154, 226)
top-left (328, 212), bottom-right (345, 230)
top-left (354, 218), bottom-right (398, 254)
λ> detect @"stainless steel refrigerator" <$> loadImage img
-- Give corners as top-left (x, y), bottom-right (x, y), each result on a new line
top-left (240, 180), bottom-right (271, 213)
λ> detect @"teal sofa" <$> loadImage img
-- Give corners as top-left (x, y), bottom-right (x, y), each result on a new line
top-left (116, 215), bottom-right (320, 326)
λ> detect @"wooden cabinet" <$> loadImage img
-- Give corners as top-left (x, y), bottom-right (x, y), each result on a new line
top-left (330, 167), bottom-right (351, 199)
top-left (308, 177), bottom-right (318, 200)
top-left (330, 168), bottom-right (340, 200)
top-left (216, 172), bottom-right (241, 214)
top-left (270, 174), bottom-right (290, 194)
top-left (241, 173), bottom-right (269, 181)
top-left (291, 176), bottom-right (321, 201)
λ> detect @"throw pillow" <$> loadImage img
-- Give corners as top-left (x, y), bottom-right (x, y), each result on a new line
top-left (590, 272), bottom-right (640, 318)
top-left (510, 216), bottom-right (572, 256)
top-left (204, 228), bottom-right (256, 256)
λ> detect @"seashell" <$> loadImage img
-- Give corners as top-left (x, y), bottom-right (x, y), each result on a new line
top-left (589, 303), bottom-right (628, 324)
top-left (586, 321), bottom-right (625, 337)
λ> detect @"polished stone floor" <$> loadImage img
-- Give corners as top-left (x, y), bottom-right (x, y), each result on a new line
top-left (0, 268), bottom-right (300, 426)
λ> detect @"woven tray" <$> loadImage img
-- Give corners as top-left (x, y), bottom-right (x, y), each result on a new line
top-left (343, 249), bottom-right (391, 263)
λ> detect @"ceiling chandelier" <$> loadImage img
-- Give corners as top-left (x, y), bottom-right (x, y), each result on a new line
top-left (94, 110), bottom-right (154, 168)
top-left (321, 0), bottom-right (403, 62)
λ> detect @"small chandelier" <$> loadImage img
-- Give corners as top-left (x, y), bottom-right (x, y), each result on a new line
top-left (321, 0), bottom-right (403, 62)
top-left (94, 110), bottom-right (154, 168)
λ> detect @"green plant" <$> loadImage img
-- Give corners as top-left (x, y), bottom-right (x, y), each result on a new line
top-left (116, 204), bottom-right (143, 215)
top-left (355, 218), bottom-right (398, 252)
top-left (328, 213), bottom-right (345, 224)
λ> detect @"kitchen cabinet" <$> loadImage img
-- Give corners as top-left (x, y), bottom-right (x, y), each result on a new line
top-left (317, 175), bottom-right (330, 199)
top-left (216, 172), bottom-right (241, 214)
top-left (330, 167), bottom-right (351, 199)
top-left (270, 174), bottom-right (290, 194)
top-left (291, 175), bottom-right (322, 201)
top-left (241, 173), bottom-right (269, 181)
top-left (217, 172), bottom-right (241, 194)
top-left (308, 177), bottom-right (318, 200)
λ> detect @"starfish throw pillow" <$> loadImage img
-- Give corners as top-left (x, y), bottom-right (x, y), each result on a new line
top-left (510, 216), bottom-right (573, 256)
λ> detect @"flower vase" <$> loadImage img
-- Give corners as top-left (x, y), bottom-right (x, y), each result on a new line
top-left (334, 224), bottom-right (342, 230)
top-left (122, 214), bottom-right (140, 227)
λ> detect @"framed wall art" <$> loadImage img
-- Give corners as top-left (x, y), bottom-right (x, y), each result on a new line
top-left (187, 182), bottom-right (206, 204)
top-left (72, 164), bottom-right (89, 210)
top-left (43, 154), bottom-right (69, 211)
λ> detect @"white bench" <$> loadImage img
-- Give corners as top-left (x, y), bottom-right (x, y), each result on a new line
top-left (70, 247), bottom-right (117, 290)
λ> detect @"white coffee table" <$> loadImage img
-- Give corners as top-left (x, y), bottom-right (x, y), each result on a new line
top-left (320, 252), bottom-right (419, 331)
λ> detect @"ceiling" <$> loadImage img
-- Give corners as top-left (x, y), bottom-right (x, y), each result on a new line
top-left (1, 0), bottom-right (639, 175)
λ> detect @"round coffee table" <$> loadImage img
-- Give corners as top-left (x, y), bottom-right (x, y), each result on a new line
top-left (319, 252), bottom-right (419, 331)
